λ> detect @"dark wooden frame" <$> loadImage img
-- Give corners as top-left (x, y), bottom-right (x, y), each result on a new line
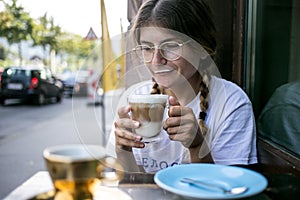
top-left (257, 138), bottom-right (300, 176)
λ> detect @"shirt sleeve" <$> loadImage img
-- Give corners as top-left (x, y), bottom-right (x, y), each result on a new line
top-left (211, 103), bottom-right (257, 165)
top-left (209, 81), bottom-right (257, 165)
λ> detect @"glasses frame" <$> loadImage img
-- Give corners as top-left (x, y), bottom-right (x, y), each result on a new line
top-left (133, 40), bottom-right (191, 62)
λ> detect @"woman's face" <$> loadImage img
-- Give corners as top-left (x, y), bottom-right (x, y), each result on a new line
top-left (139, 28), bottom-right (199, 89)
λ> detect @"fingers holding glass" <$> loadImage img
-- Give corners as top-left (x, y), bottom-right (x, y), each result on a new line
top-left (114, 125), bottom-right (144, 148)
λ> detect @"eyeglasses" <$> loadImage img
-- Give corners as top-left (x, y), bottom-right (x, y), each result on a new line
top-left (133, 40), bottom-right (191, 62)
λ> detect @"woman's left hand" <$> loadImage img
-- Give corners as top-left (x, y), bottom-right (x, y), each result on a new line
top-left (163, 96), bottom-right (202, 148)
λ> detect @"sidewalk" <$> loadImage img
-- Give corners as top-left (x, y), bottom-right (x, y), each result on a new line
top-left (96, 88), bottom-right (125, 146)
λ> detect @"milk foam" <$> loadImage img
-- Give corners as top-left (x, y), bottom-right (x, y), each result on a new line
top-left (129, 94), bottom-right (168, 104)
top-left (129, 94), bottom-right (168, 138)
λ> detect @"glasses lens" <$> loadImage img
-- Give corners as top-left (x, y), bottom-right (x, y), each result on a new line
top-left (135, 45), bottom-right (153, 62)
top-left (160, 42), bottom-right (181, 60)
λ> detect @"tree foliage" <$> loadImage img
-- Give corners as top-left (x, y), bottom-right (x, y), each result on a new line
top-left (0, 0), bottom-right (96, 69)
top-left (57, 33), bottom-right (95, 58)
top-left (32, 13), bottom-right (61, 51)
top-left (0, 0), bottom-right (33, 63)
top-left (0, 0), bottom-right (33, 44)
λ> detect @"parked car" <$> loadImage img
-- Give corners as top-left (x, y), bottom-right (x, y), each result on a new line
top-left (61, 70), bottom-right (89, 97)
top-left (61, 75), bottom-right (77, 97)
top-left (0, 66), bottom-right (64, 105)
top-left (0, 71), bottom-right (3, 93)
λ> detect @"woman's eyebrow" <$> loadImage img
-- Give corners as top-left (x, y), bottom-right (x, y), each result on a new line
top-left (139, 40), bottom-right (153, 45)
top-left (139, 38), bottom-right (181, 45)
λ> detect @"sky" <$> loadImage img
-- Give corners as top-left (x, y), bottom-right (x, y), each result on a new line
top-left (16, 0), bottom-right (129, 38)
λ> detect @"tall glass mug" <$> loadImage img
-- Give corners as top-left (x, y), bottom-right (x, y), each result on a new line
top-left (43, 144), bottom-right (123, 200)
top-left (129, 94), bottom-right (168, 143)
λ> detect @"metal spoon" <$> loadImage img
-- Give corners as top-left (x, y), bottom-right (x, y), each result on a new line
top-left (180, 178), bottom-right (248, 195)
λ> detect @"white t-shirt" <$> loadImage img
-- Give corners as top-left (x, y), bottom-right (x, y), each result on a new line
top-left (106, 76), bottom-right (257, 172)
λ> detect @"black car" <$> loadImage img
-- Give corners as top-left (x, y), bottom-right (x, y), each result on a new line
top-left (0, 71), bottom-right (3, 93)
top-left (0, 66), bottom-right (64, 105)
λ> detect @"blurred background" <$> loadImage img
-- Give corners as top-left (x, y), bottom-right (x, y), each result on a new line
top-left (1, 0), bottom-right (300, 199)
top-left (0, 0), bottom-right (130, 198)
top-left (0, 0), bottom-right (128, 73)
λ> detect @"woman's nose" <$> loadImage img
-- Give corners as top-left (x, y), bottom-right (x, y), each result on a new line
top-left (151, 49), bottom-right (167, 64)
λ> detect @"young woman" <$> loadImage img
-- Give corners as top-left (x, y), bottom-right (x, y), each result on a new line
top-left (106, 0), bottom-right (257, 172)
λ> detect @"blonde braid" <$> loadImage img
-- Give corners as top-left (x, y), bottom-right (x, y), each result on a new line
top-left (150, 80), bottom-right (162, 94)
top-left (150, 78), bottom-right (175, 97)
top-left (199, 75), bottom-right (209, 136)
top-left (150, 77), bottom-right (169, 95)
top-left (150, 75), bottom-right (209, 152)
top-left (150, 76), bottom-right (209, 137)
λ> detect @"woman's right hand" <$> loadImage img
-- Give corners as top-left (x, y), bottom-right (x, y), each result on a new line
top-left (114, 105), bottom-right (145, 150)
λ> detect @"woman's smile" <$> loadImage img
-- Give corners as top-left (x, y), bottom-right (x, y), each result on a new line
top-left (153, 68), bottom-right (175, 74)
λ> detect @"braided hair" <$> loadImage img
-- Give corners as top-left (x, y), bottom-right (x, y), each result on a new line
top-left (198, 75), bottom-right (209, 136)
top-left (151, 77), bottom-right (209, 136)
top-left (150, 77), bottom-right (164, 95)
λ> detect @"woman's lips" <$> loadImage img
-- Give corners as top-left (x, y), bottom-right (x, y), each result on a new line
top-left (153, 68), bottom-right (174, 74)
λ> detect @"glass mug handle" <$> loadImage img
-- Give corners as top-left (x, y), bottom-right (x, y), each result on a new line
top-left (96, 157), bottom-right (124, 186)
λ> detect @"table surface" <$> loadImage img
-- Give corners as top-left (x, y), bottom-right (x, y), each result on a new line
top-left (4, 171), bottom-right (300, 200)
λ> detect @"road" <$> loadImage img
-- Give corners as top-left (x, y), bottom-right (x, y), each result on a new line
top-left (0, 96), bottom-right (117, 199)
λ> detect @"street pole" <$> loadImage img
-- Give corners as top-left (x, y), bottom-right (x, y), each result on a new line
top-left (101, 93), bottom-right (106, 146)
